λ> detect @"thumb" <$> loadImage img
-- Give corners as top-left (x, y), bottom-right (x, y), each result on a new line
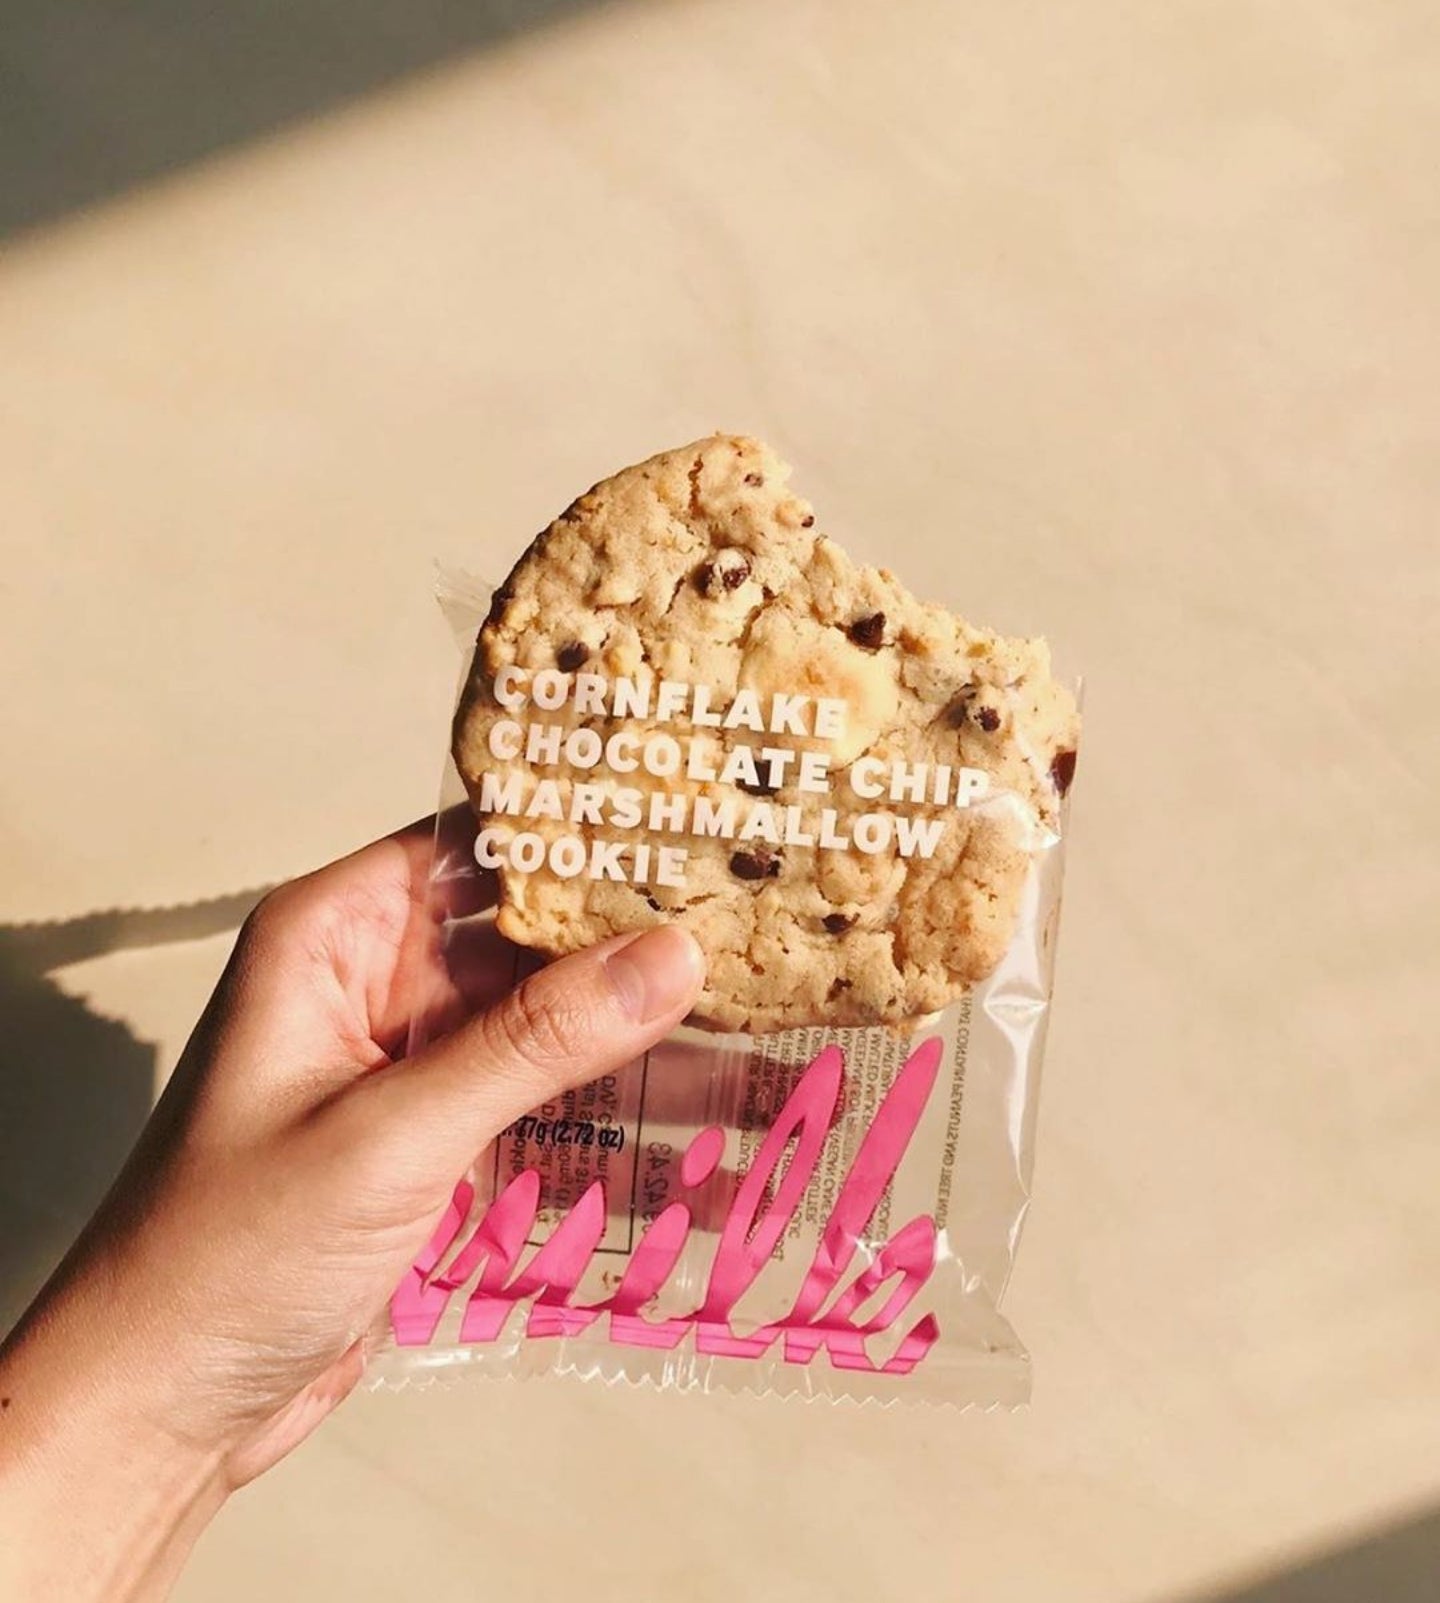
top-left (352, 924), bottom-right (706, 1183)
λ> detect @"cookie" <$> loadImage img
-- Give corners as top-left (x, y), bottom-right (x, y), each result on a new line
top-left (452, 435), bottom-right (1079, 1034)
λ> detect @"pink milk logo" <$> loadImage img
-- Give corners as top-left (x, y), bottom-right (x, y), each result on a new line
top-left (391, 1036), bottom-right (944, 1375)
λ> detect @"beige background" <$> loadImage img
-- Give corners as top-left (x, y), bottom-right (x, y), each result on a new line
top-left (2, 1), bottom-right (1438, 1599)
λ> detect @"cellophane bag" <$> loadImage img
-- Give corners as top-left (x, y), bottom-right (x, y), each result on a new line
top-left (368, 556), bottom-right (1078, 1407)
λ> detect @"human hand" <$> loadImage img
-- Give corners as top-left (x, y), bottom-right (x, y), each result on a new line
top-left (0, 816), bottom-right (705, 1601)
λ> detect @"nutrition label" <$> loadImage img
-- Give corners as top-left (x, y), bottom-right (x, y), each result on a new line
top-left (492, 1060), bottom-right (649, 1254)
top-left (487, 998), bottom-right (974, 1266)
top-left (931, 996), bottom-right (971, 1233)
top-left (739, 1028), bottom-right (903, 1251)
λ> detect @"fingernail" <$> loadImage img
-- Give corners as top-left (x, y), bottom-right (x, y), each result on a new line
top-left (604, 926), bottom-right (706, 1023)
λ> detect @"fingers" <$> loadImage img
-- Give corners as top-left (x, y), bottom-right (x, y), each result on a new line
top-left (247, 809), bottom-right (493, 948)
top-left (230, 811), bottom-right (497, 1075)
top-left (418, 804), bottom-right (501, 924)
top-left (350, 926), bottom-right (705, 1184)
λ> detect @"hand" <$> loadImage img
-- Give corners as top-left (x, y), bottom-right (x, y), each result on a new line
top-left (0, 816), bottom-right (705, 1602)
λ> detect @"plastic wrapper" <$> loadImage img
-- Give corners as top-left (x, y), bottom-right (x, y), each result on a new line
top-left (368, 566), bottom-right (1078, 1406)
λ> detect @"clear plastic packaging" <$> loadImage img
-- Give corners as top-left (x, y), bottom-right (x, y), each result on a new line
top-left (367, 568), bottom-right (1078, 1406)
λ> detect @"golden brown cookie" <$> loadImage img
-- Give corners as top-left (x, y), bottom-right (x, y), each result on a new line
top-left (453, 435), bottom-right (1078, 1034)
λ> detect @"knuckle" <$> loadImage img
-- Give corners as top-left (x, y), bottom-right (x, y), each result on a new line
top-left (237, 876), bottom-right (322, 954)
top-left (488, 975), bottom-right (599, 1072)
top-left (237, 887), bottom-right (285, 948)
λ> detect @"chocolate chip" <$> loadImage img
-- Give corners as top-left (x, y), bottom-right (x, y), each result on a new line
top-left (847, 612), bottom-right (886, 651)
top-left (801, 513), bottom-right (815, 528)
top-left (827, 977), bottom-right (853, 999)
top-left (697, 551), bottom-right (752, 597)
top-left (730, 848), bottom-right (780, 881)
top-left (975, 706), bottom-right (1001, 732)
top-left (737, 776), bottom-right (778, 797)
top-left (1050, 748), bottom-right (1077, 796)
top-left (643, 892), bottom-right (663, 911)
top-left (823, 912), bottom-right (856, 934)
top-left (744, 471), bottom-right (764, 486)
top-left (556, 641), bottom-right (590, 672)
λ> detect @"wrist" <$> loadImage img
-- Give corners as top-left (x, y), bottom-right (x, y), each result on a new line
top-left (0, 1268), bottom-right (228, 1602)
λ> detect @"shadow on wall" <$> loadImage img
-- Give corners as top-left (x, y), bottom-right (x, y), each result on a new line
top-left (0, 893), bottom-right (267, 1334)
top-left (0, 0), bottom-right (612, 238)
top-left (1191, 1506), bottom-right (1440, 1603)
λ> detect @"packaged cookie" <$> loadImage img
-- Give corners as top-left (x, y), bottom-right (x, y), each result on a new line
top-left (371, 436), bottom-right (1080, 1404)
